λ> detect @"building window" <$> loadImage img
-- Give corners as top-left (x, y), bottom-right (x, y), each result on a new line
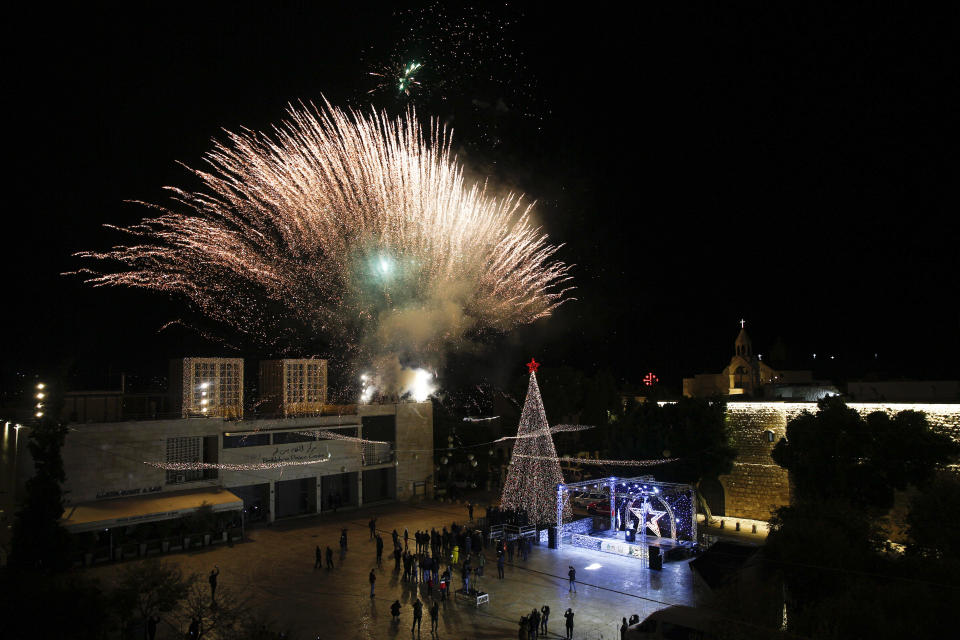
top-left (223, 432), bottom-right (271, 448)
top-left (166, 436), bottom-right (203, 484)
top-left (273, 431), bottom-right (320, 444)
top-left (763, 429), bottom-right (776, 443)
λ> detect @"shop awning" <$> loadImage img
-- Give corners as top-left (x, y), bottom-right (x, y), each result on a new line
top-left (61, 487), bottom-right (243, 533)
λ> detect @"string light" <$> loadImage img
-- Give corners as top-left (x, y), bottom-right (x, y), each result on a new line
top-left (517, 455), bottom-right (679, 467)
top-left (145, 456), bottom-right (332, 472)
top-left (493, 424), bottom-right (594, 442)
top-left (295, 430), bottom-right (390, 446)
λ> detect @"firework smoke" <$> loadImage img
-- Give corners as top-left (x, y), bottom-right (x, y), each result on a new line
top-left (73, 100), bottom-right (572, 396)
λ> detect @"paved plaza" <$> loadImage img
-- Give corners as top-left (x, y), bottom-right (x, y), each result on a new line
top-left (84, 500), bottom-right (709, 639)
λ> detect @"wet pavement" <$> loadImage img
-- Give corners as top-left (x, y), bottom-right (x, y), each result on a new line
top-left (82, 500), bottom-right (708, 639)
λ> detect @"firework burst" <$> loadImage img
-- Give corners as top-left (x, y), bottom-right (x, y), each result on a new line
top-left (369, 60), bottom-right (424, 97)
top-left (73, 100), bottom-right (573, 388)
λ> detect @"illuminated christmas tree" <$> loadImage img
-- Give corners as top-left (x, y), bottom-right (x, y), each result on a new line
top-left (500, 359), bottom-right (571, 525)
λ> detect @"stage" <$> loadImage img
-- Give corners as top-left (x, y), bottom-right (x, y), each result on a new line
top-left (567, 528), bottom-right (695, 563)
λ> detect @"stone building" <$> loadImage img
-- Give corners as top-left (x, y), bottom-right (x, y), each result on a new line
top-left (683, 324), bottom-right (838, 400)
top-left (169, 357), bottom-right (244, 418)
top-left (258, 358), bottom-right (328, 417)
top-left (57, 358), bottom-right (433, 535)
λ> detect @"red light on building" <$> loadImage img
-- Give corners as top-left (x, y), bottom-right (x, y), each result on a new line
top-left (643, 372), bottom-right (659, 387)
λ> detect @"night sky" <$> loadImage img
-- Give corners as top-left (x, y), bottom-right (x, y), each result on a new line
top-left (4, 3), bottom-right (958, 395)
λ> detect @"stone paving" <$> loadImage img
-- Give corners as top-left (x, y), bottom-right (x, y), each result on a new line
top-left (83, 500), bottom-right (710, 639)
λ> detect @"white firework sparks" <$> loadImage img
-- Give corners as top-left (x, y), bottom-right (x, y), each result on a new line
top-left (73, 100), bottom-right (573, 379)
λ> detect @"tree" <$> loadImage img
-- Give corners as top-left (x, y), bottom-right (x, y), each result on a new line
top-left (8, 414), bottom-right (72, 573)
top-left (611, 397), bottom-right (735, 485)
top-left (771, 397), bottom-right (958, 510)
top-left (112, 560), bottom-right (195, 634)
top-left (906, 472), bottom-right (960, 561)
top-left (0, 571), bottom-right (110, 640)
top-left (765, 397), bottom-right (960, 637)
top-left (176, 581), bottom-right (249, 639)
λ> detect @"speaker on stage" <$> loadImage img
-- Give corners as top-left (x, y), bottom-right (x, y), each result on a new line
top-left (548, 526), bottom-right (558, 549)
top-left (649, 545), bottom-right (662, 570)
top-left (625, 529), bottom-right (636, 542)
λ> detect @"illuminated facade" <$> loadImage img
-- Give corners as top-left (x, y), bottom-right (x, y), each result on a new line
top-left (259, 359), bottom-right (328, 417)
top-left (709, 401), bottom-right (960, 521)
top-left (170, 357), bottom-right (244, 419)
top-left (683, 325), bottom-right (837, 399)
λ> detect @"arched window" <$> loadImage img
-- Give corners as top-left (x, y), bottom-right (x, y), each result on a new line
top-left (763, 429), bottom-right (775, 443)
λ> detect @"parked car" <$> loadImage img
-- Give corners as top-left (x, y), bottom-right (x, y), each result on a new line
top-left (572, 492), bottom-right (607, 508)
top-left (586, 500), bottom-right (611, 514)
top-left (627, 605), bottom-right (718, 639)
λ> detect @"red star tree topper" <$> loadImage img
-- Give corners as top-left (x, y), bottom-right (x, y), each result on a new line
top-left (500, 359), bottom-right (571, 525)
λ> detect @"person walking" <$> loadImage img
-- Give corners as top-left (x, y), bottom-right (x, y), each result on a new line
top-left (411, 598), bottom-right (423, 635)
top-left (369, 517), bottom-right (377, 540)
top-left (392, 528), bottom-right (399, 549)
top-left (315, 545), bottom-right (322, 569)
top-left (376, 535), bottom-right (384, 567)
top-left (390, 599), bottom-right (401, 622)
top-left (369, 568), bottom-right (376, 597)
top-left (541, 605), bottom-right (550, 636)
top-left (326, 545), bottom-right (334, 569)
top-left (394, 546), bottom-right (402, 572)
top-left (564, 609), bottom-right (575, 639)
top-left (452, 544), bottom-right (459, 565)
top-left (568, 566), bottom-right (576, 592)
top-left (340, 528), bottom-right (348, 552)
top-left (404, 527), bottom-right (409, 549)
top-left (208, 566), bottom-right (220, 602)
top-left (429, 600), bottom-right (439, 633)
top-left (478, 550), bottom-right (486, 576)
top-left (497, 552), bottom-right (505, 579)
top-left (620, 617), bottom-right (629, 640)
top-left (529, 609), bottom-right (540, 640)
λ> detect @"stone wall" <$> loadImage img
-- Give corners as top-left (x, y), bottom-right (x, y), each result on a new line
top-left (389, 402), bottom-right (434, 501)
top-left (721, 402), bottom-right (960, 521)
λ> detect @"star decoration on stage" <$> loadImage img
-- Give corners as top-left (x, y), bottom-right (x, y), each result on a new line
top-left (629, 501), bottom-right (667, 537)
top-left (526, 358), bottom-right (540, 373)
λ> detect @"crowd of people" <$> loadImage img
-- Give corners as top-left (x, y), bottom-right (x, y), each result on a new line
top-left (484, 505), bottom-right (529, 527)
top-left (309, 502), bottom-right (582, 638)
